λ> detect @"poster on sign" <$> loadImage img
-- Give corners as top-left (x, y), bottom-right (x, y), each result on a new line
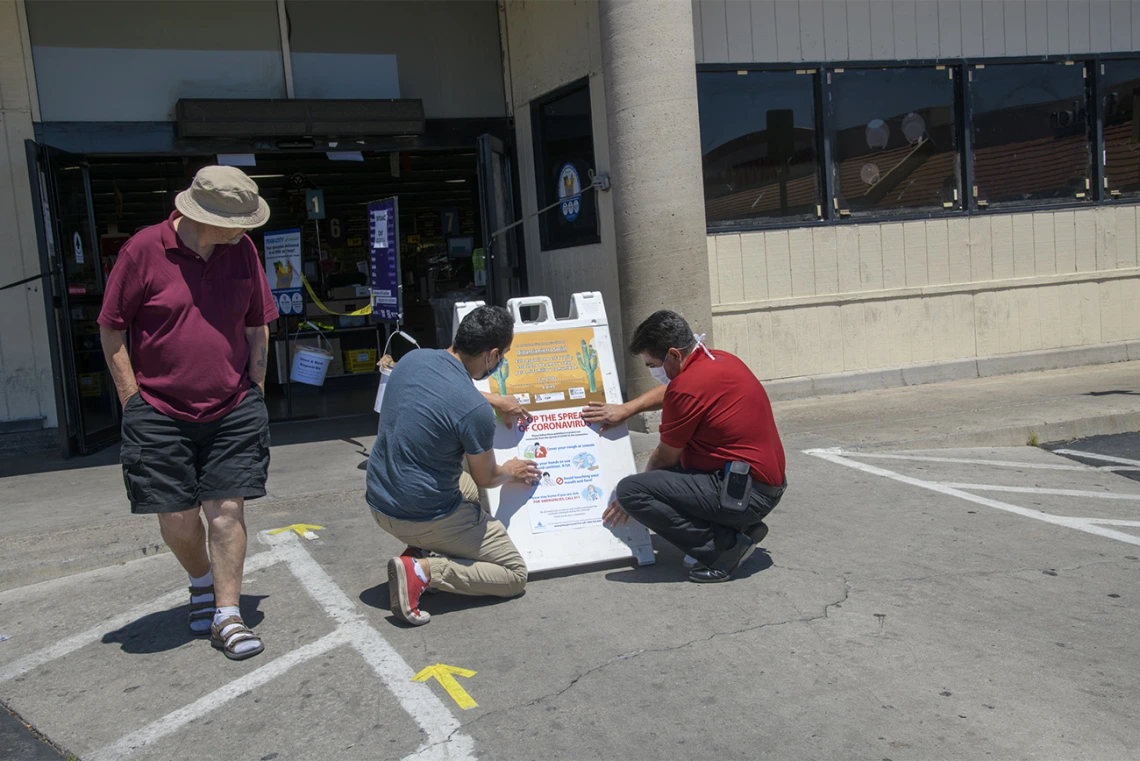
top-left (263, 229), bottom-right (303, 315)
top-left (368, 197), bottom-right (401, 322)
top-left (454, 292), bottom-right (655, 573)
top-left (516, 412), bottom-right (606, 533)
top-left (488, 327), bottom-right (606, 412)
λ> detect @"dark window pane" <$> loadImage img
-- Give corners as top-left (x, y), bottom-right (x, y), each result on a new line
top-left (830, 67), bottom-right (960, 216)
top-left (697, 70), bottom-right (820, 228)
top-left (1102, 60), bottom-right (1140, 198)
top-left (970, 62), bottom-right (1092, 207)
top-left (532, 81), bottom-right (600, 250)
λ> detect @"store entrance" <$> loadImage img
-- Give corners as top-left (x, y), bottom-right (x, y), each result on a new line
top-left (28, 139), bottom-right (525, 454)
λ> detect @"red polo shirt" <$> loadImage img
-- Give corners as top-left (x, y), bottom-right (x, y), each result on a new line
top-left (658, 349), bottom-right (786, 486)
top-left (98, 212), bottom-right (278, 423)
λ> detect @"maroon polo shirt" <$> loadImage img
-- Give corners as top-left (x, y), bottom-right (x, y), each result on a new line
top-left (98, 212), bottom-right (279, 423)
top-left (659, 349), bottom-right (786, 486)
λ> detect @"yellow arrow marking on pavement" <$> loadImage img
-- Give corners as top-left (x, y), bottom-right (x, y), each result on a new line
top-left (411, 663), bottom-right (478, 709)
top-left (267, 524), bottom-right (325, 539)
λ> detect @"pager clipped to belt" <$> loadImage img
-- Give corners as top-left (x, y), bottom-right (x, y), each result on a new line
top-left (719, 461), bottom-right (752, 513)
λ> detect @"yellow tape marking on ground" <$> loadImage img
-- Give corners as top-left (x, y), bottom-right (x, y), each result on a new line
top-left (411, 663), bottom-right (479, 709)
top-left (267, 524), bottom-right (326, 539)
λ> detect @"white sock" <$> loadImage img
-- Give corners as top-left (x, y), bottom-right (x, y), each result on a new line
top-left (188, 571), bottom-right (215, 634)
top-left (189, 570), bottom-right (213, 588)
top-left (412, 559), bottom-right (429, 584)
top-left (214, 605), bottom-right (261, 655)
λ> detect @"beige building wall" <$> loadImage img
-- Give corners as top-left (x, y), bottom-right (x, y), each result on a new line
top-left (0, 0), bottom-right (55, 428)
top-left (500, 0), bottom-right (625, 370)
top-left (695, 0), bottom-right (1140, 387)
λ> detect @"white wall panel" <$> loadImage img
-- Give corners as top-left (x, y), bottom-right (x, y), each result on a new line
top-left (961, 0), bottom-right (985, 56)
top-left (774, 1), bottom-right (802, 59)
top-left (870, 0), bottom-right (896, 59)
top-left (981, 0), bottom-right (1006, 54)
top-left (916, 0), bottom-right (942, 55)
top-left (1004, 0), bottom-right (1029, 54)
top-left (823, 0), bottom-right (850, 58)
top-left (893, 1), bottom-right (919, 59)
top-left (750, 0), bottom-right (779, 60)
top-left (1047, 0), bottom-right (1070, 53)
top-left (847, 0), bottom-right (874, 58)
top-left (1068, 0), bottom-right (1092, 51)
top-left (1090, 0), bottom-right (1112, 50)
top-left (938, 0), bottom-right (964, 55)
top-left (701, 0), bottom-right (731, 61)
top-left (799, 0), bottom-right (826, 59)
top-left (726, 0), bottom-right (755, 60)
top-left (1109, 0), bottom-right (1131, 50)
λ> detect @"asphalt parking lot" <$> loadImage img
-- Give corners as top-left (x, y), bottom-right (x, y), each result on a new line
top-left (3, 432), bottom-right (1140, 760)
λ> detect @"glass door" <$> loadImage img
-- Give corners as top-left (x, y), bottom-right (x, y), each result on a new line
top-left (32, 144), bottom-right (120, 455)
top-left (476, 134), bottom-right (525, 305)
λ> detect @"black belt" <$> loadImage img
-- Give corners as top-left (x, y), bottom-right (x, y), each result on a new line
top-left (753, 479), bottom-right (786, 498)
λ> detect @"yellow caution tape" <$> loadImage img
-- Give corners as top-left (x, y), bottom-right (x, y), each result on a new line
top-left (300, 275), bottom-right (373, 317)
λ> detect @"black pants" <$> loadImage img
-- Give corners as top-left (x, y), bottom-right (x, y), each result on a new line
top-left (616, 468), bottom-right (785, 569)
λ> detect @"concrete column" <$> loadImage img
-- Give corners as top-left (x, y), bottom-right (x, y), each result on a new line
top-left (599, 0), bottom-right (711, 397)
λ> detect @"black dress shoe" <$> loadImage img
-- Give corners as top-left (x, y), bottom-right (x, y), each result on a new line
top-left (688, 536), bottom-right (756, 583)
top-left (688, 566), bottom-right (732, 583)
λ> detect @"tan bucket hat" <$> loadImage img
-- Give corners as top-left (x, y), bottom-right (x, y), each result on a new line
top-left (174, 165), bottom-right (271, 229)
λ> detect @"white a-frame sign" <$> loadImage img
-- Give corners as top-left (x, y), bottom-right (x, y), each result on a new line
top-left (454, 293), bottom-right (656, 573)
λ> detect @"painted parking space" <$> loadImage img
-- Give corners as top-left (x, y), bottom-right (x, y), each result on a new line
top-left (805, 446), bottom-right (1140, 546)
top-left (0, 531), bottom-right (475, 761)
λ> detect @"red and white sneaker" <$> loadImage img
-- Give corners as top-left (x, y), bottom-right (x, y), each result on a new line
top-left (388, 555), bottom-right (431, 625)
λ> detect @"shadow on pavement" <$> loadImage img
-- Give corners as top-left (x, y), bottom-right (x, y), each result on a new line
top-left (358, 582), bottom-right (523, 627)
top-left (0, 414), bottom-right (377, 479)
top-left (101, 594), bottom-right (268, 654)
top-left (604, 544), bottom-right (773, 585)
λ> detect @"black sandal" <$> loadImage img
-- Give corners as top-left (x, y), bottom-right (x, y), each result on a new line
top-left (188, 584), bottom-right (215, 636)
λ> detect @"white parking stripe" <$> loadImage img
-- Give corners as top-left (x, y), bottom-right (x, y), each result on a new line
top-left (1077, 518), bottom-right (1140, 527)
top-left (86, 628), bottom-right (351, 761)
top-left (934, 483), bottom-right (1140, 500)
top-left (0, 550), bottom-right (280, 685)
top-left (263, 532), bottom-right (474, 761)
top-left (804, 449), bottom-right (1140, 548)
top-left (813, 449), bottom-right (1103, 471)
top-left (1052, 449), bottom-right (1140, 468)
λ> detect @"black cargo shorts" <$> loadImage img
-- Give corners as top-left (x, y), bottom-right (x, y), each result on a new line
top-left (120, 387), bottom-right (271, 514)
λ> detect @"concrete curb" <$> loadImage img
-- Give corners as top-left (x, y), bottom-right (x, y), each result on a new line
top-left (831, 411), bottom-right (1140, 452)
top-left (764, 340), bottom-right (1140, 402)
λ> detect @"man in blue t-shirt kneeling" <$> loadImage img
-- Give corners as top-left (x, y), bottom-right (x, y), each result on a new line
top-left (367, 305), bottom-right (540, 625)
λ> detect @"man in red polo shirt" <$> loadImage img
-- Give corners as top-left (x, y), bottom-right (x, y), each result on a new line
top-left (599, 310), bottom-right (786, 583)
top-left (99, 166), bottom-right (277, 660)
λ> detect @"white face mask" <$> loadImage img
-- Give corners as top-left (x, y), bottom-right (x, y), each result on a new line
top-left (649, 365), bottom-right (670, 386)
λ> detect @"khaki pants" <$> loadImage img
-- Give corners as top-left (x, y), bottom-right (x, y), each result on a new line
top-left (370, 473), bottom-right (527, 598)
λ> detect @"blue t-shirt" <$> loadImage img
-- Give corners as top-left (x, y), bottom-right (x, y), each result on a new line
top-left (366, 349), bottom-right (496, 521)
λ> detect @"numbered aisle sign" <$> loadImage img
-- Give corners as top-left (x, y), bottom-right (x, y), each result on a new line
top-left (454, 292), bottom-right (655, 573)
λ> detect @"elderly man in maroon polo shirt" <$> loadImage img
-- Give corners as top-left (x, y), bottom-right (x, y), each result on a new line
top-left (592, 310), bottom-right (787, 583)
top-left (99, 166), bottom-right (277, 661)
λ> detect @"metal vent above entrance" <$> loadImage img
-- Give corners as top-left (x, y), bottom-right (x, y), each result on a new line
top-left (176, 99), bottom-right (426, 139)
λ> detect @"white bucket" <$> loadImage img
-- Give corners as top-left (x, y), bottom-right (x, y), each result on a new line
top-left (289, 324), bottom-right (334, 386)
top-left (373, 360), bottom-right (393, 413)
top-left (374, 330), bottom-right (420, 415)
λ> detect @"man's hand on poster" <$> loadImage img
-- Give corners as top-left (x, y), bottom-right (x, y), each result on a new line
top-left (602, 500), bottom-right (630, 527)
top-left (484, 392), bottom-right (534, 428)
top-left (503, 458), bottom-right (542, 486)
top-left (581, 402), bottom-right (631, 433)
